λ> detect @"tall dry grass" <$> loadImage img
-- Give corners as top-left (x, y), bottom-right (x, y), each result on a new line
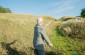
top-left (0, 13), bottom-right (57, 55)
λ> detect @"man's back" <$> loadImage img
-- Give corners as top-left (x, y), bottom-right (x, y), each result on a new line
top-left (33, 25), bottom-right (44, 50)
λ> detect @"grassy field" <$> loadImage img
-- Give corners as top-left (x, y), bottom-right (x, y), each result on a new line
top-left (0, 13), bottom-right (85, 55)
top-left (0, 13), bottom-right (57, 55)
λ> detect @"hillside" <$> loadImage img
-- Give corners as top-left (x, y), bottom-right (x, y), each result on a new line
top-left (0, 13), bottom-right (57, 55)
top-left (0, 13), bottom-right (85, 55)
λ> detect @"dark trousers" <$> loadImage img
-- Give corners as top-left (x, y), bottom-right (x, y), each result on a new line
top-left (34, 49), bottom-right (45, 55)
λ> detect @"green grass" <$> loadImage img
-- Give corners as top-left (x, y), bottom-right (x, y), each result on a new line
top-left (55, 21), bottom-right (85, 55)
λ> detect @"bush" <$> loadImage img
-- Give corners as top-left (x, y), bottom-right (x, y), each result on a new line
top-left (0, 6), bottom-right (12, 13)
top-left (62, 18), bottom-right (73, 21)
top-left (57, 22), bottom-right (85, 39)
top-left (81, 8), bottom-right (85, 18)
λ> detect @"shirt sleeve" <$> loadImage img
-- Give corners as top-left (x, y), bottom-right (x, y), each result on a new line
top-left (39, 27), bottom-right (52, 45)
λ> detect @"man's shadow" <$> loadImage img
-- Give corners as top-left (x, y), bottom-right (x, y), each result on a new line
top-left (1, 40), bottom-right (26, 55)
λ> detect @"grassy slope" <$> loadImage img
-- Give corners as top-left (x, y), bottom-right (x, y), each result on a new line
top-left (0, 13), bottom-right (57, 55)
top-left (0, 13), bottom-right (85, 55)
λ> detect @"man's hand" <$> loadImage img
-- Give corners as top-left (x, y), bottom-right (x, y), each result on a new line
top-left (49, 43), bottom-right (53, 47)
top-left (45, 21), bottom-right (51, 26)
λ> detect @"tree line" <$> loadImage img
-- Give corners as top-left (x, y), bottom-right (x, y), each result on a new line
top-left (0, 6), bottom-right (12, 13)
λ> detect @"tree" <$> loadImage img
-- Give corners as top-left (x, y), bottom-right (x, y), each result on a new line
top-left (81, 8), bottom-right (85, 18)
top-left (0, 6), bottom-right (12, 13)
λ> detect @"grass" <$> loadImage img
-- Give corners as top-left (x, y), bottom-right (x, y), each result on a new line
top-left (56, 21), bottom-right (85, 55)
top-left (0, 13), bottom-right (85, 55)
top-left (0, 13), bottom-right (57, 55)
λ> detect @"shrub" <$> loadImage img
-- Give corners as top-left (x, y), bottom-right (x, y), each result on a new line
top-left (57, 22), bottom-right (85, 39)
top-left (81, 8), bottom-right (85, 18)
top-left (0, 6), bottom-right (12, 13)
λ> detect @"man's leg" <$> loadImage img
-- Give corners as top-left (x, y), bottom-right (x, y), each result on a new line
top-left (34, 49), bottom-right (45, 55)
top-left (37, 49), bottom-right (45, 55)
top-left (34, 44), bottom-right (45, 55)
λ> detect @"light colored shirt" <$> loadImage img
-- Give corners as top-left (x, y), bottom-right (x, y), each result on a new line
top-left (33, 24), bottom-right (52, 50)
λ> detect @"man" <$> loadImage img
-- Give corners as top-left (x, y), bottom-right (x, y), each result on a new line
top-left (33, 18), bottom-right (53, 55)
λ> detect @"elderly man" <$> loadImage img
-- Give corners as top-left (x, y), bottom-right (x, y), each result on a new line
top-left (33, 18), bottom-right (53, 55)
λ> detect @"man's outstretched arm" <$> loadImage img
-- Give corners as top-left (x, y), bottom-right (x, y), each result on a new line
top-left (44, 22), bottom-right (51, 27)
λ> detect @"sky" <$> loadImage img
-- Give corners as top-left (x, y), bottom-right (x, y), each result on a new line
top-left (0, 0), bottom-right (85, 19)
